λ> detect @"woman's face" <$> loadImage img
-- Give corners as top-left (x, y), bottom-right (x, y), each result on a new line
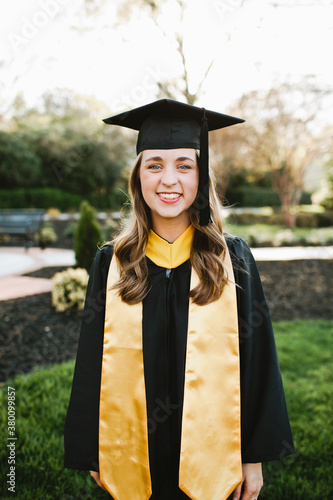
top-left (140, 148), bottom-right (199, 229)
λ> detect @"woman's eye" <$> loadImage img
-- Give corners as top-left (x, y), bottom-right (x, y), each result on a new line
top-left (148, 164), bottom-right (161, 170)
top-left (179, 164), bottom-right (191, 170)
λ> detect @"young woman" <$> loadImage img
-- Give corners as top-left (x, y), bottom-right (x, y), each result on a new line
top-left (64, 100), bottom-right (295, 500)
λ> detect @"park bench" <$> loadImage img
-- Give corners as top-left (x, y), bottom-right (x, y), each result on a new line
top-left (0, 209), bottom-right (45, 249)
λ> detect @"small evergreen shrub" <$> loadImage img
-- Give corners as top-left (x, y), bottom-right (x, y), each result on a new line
top-left (52, 268), bottom-right (89, 312)
top-left (74, 200), bottom-right (103, 271)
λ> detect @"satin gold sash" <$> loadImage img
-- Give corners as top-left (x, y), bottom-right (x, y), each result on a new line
top-left (99, 241), bottom-right (242, 500)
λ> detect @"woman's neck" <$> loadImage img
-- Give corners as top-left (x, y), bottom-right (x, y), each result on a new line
top-left (151, 215), bottom-right (190, 243)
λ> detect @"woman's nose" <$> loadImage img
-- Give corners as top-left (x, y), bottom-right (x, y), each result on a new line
top-left (161, 165), bottom-right (177, 186)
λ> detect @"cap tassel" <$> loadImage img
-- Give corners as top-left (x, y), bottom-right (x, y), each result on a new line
top-left (198, 108), bottom-right (210, 226)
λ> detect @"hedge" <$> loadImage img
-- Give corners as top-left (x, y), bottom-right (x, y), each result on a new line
top-left (225, 186), bottom-right (312, 208)
top-left (0, 188), bottom-right (127, 211)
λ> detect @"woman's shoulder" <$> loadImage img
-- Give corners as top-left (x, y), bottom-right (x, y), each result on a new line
top-left (224, 233), bottom-right (252, 256)
top-left (98, 242), bottom-right (114, 256)
top-left (90, 243), bottom-right (114, 274)
top-left (223, 233), bottom-right (257, 272)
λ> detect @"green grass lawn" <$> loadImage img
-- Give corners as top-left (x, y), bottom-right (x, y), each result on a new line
top-left (261, 320), bottom-right (333, 499)
top-left (0, 320), bottom-right (332, 499)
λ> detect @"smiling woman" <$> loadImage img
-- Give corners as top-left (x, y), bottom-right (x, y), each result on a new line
top-left (64, 99), bottom-right (295, 500)
top-left (140, 149), bottom-right (199, 239)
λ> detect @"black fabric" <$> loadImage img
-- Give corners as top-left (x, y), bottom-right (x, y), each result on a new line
top-left (102, 99), bottom-right (244, 135)
top-left (64, 236), bottom-right (295, 499)
top-left (198, 109), bottom-right (210, 225)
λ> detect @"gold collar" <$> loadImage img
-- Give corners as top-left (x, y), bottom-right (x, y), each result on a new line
top-left (146, 225), bottom-right (194, 268)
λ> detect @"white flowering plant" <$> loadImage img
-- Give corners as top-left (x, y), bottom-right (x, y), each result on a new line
top-left (39, 225), bottom-right (58, 246)
top-left (52, 268), bottom-right (89, 312)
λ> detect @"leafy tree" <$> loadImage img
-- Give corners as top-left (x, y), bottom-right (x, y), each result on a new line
top-left (7, 90), bottom-right (134, 204)
top-left (0, 131), bottom-right (42, 189)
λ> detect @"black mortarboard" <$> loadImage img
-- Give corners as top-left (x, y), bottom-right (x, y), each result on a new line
top-left (103, 99), bottom-right (244, 225)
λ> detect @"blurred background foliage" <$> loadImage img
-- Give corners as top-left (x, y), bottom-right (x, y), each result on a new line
top-left (0, 83), bottom-right (332, 230)
top-left (0, 90), bottom-right (134, 212)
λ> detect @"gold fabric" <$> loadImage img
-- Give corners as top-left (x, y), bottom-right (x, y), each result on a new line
top-left (99, 229), bottom-right (242, 500)
top-left (99, 258), bottom-right (152, 500)
top-left (178, 244), bottom-right (242, 500)
top-left (146, 224), bottom-right (194, 268)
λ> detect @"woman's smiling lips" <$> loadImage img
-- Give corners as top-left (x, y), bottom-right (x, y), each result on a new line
top-left (157, 192), bottom-right (182, 203)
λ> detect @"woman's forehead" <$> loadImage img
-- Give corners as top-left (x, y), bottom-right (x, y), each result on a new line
top-left (141, 148), bottom-right (197, 161)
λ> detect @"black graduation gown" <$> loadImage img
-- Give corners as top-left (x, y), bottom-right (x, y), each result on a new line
top-left (64, 236), bottom-right (295, 499)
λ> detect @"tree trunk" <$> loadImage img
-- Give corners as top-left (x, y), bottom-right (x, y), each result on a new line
top-left (280, 193), bottom-right (297, 228)
top-left (283, 207), bottom-right (296, 228)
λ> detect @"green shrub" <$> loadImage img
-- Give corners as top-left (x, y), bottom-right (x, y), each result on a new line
top-left (0, 188), bottom-right (82, 211)
top-left (0, 188), bottom-right (127, 211)
top-left (226, 186), bottom-right (281, 207)
top-left (304, 228), bottom-right (333, 246)
top-left (52, 268), bottom-right (89, 312)
top-left (229, 212), bottom-right (272, 225)
top-left (225, 187), bottom-right (312, 208)
top-left (316, 211), bottom-right (333, 227)
top-left (272, 229), bottom-right (301, 247)
top-left (87, 188), bottom-right (128, 210)
top-left (295, 212), bottom-right (319, 228)
top-left (74, 201), bottom-right (103, 271)
top-left (299, 191), bottom-right (312, 205)
top-left (267, 212), bottom-right (287, 225)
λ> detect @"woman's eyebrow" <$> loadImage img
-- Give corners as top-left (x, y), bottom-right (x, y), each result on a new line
top-left (176, 157), bottom-right (195, 162)
top-left (144, 155), bottom-right (195, 163)
top-left (144, 156), bottom-right (163, 162)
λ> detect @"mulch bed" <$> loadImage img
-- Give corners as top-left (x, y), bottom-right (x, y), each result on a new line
top-left (257, 259), bottom-right (332, 321)
top-left (22, 266), bottom-right (74, 279)
top-left (0, 260), bottom-right (332, 383)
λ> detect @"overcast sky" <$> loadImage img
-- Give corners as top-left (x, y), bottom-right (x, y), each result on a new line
top-left (1, 0), bottom-right (333, 117)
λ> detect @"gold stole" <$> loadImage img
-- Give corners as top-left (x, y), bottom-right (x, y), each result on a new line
top-left (99, 228), bottom-right (242, 500)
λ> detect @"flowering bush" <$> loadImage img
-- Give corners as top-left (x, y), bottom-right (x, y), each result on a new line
top-left (52, 268), bottom-right (88, 312)
top-left (39, 225), bottom-right (58, 247)
top-left (272, 229), bottom-right (301, 247)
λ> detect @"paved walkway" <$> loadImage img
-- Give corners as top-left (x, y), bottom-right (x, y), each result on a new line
top-left (0, 247), bottom-right (75, 301)
top-left (0, 245), bottom-right (332, 301)
top-left (251, 245), bottom-right (333, 261)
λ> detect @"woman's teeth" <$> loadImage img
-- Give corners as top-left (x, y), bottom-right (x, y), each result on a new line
top-left (159, 193), bottom-right (181, 199)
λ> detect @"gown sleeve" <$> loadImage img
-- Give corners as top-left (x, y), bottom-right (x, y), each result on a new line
top-left (63, 245), bottom-right (112, 471)
top-left (226, 235), bottom-right (295, 462)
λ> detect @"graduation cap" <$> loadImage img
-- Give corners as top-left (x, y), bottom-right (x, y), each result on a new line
top-left (103, 99), bottom-right (244, 226)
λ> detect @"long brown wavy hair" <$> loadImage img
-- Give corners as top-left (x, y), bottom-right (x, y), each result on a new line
top-left (111, 152), bottom-right (229, 305)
